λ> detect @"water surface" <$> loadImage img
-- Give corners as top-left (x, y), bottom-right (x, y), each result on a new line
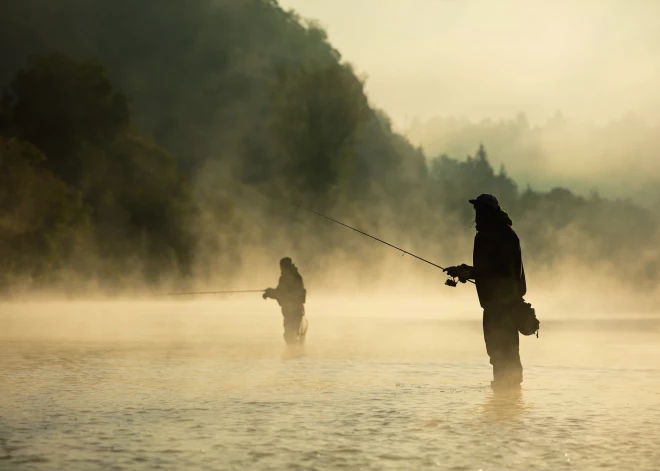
top-left (1, 299), bottom-right (659, 470)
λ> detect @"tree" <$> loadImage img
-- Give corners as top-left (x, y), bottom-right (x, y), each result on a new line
top-left (0, 137), bottom-right (91, 289)
top-left (268, 61), bottom-right (370, 198)
top-left (2, 53), bottom-right (129, 185)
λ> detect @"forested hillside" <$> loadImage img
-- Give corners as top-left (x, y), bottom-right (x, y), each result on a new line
top-left (1, 0), bottom-right (657, 293)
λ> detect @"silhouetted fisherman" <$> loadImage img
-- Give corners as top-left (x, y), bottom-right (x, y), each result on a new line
top-left (445, 194), bottom-right (530, 390)
top-left (263, 257), bottom-right (307, 345)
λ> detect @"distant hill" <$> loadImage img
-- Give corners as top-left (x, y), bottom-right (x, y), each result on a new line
top-left (0, 0), bottom-right (658, 293)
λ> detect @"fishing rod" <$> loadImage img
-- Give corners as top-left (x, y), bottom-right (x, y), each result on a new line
top-left (164, 289), bottom-right (264, 296)
top-left (292, 204), bottom-right (475, 286)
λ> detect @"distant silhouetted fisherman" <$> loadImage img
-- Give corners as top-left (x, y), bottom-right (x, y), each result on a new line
top-left (445, 194), bottom-right (536, 390)
top-left (263, 257), bottom-right (307, 345)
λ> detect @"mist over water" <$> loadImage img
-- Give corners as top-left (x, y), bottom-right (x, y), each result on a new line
top-left (2, 0), bottom-right (660, 469)
top-left (1, 298), bottom-right (659, 470)
top-left (1, 0), bottom-right (659, 293)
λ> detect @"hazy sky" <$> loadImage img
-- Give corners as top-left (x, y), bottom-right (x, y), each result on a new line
top-left (278, 0), bottom-right (660, 129)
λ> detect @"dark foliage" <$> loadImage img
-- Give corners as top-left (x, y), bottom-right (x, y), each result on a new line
top-left (0, 0), bottom-right (657, 291)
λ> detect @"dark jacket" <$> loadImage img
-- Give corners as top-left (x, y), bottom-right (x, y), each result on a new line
top-left (473, 224), bottom-right (526, 309)
top-left (272, 269), bottom-right (306, 308)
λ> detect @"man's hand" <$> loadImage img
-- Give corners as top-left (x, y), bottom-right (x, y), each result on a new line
top-left (444, 266), bottom-right (461, 278)
top-left (444, 264), bottom-right (473, 283)
top-left (262, 288), bottom-right (273, 300)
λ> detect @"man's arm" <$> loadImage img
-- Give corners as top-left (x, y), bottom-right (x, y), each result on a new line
top-left (263, 276), bottom-right (285, 300)
top-left (444, 264), bottom-right (474, 282)
top-left (263, 287), bottom-right (276, 300)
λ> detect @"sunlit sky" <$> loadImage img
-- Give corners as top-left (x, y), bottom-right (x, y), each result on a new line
top-left (278, 0), bottom-right (660, 129)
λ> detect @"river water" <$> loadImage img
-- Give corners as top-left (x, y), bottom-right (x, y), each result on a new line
top-left (1, 297), bottom-right (659, 470)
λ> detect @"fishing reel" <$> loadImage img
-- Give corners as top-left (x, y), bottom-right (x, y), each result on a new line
top-left (445, 277), bottom-right (458, 288)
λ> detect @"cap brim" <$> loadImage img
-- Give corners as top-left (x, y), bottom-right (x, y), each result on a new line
top-left (469, 199), bottom-right (498, 209)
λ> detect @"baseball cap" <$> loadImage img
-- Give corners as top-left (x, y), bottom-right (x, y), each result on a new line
top-left (468, 194), bottom-right (500, 210)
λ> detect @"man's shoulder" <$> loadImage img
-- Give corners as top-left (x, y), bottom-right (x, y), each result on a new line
top-left (476, 225), bottom-right (519, 242)
top-left (504, 225), bottom-right (520, 240)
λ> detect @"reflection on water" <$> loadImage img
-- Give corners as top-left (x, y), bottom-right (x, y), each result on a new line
top-left (482, 388), bottom-right (528, 421)
top-left (282, 345), bottom-right (307, 360)
top-left (1, 300), bottom-right (659, 470)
